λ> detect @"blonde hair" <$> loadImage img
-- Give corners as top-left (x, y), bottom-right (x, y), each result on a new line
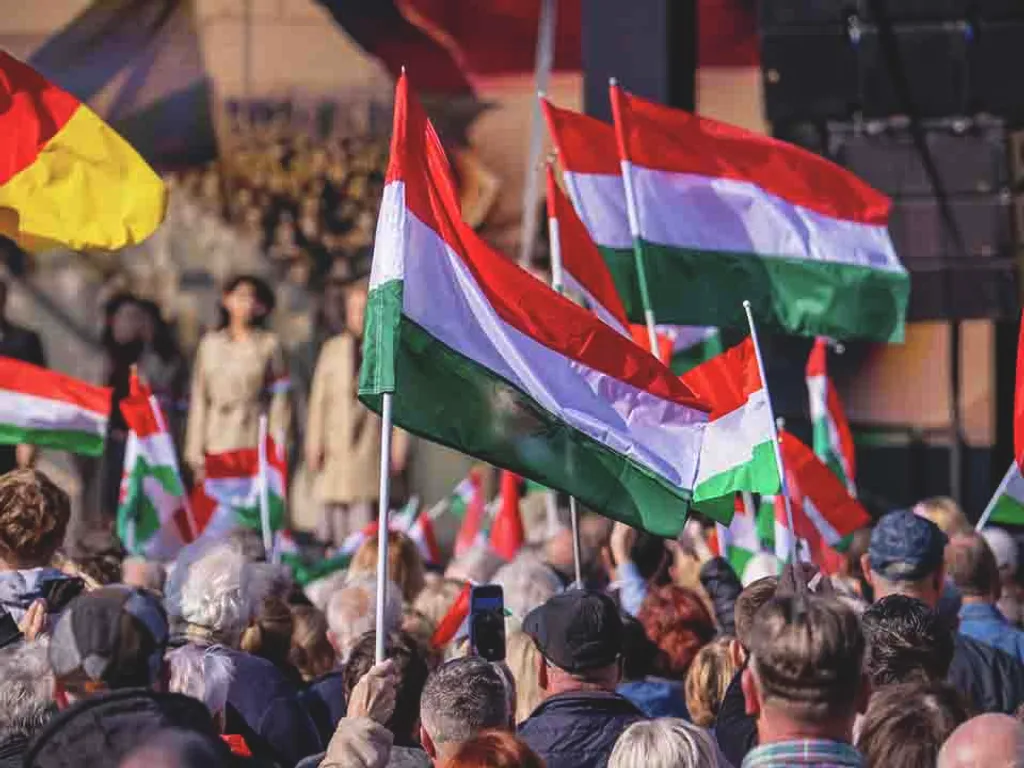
top-left (290, 604), bottom-right (337, 681)
top-left (913, 497), bottom-right (970, 535)
top-left (505, 631), bottom-right (544, 723)
top-left (349, 530), bottom-right (426, 602)
top-left (413, 576), bottom-right (466, 629)
top-left (684, 637), bottom-right (737, 727)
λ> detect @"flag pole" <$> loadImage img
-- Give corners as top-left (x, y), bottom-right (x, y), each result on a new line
top-left (257, 414), bottom-right (274, 561)
top-left (547, 174), bottom-right (584, 587)
top-left (976, 461), bottom-right (1017, 531)
top-left (612, 78), bottom-right (659, 354)
top-left (742, 301), bottom-right (799, 566)
top-left (374, 393), bottom-right (395, 664)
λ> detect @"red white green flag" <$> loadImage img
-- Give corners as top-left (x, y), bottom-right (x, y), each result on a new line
top-left (489, 470), bottom-right (524, 562)
top-left (610, 84), bottom-right (909, 342)
top-left (806, 338), bottom-right (857, 495)
top-left (358, 74), bottom-right (713, 536)
top-left (453, 469), bottom-right (488, 557)
top-left (985, 314), bottom-right (1024, 526)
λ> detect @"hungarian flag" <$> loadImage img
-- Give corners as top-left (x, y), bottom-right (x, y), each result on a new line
top-left (609, 83), bottom-right (909, 342)
top-left (1015, 310), bottom-right (1024, 471)
top-left (682, 339), bottom-right (779, 509)
top-left (394, 500), bottom-right (442, 565)
top-left (0, 52), bottom-right (166, 252)
top-left (0, 357), bottom-right (111, 456)
top-left (430, 582), bottom-right (471, 649)
top-left (489, 471), bottom-right (524, 561)
top-left (806, 339), bottom-right (857, 495)
top-left (453, 470), bottom-right (488, 557)
top-left (714, 494), bottom-right (777, 581)
top-left (664, 326), bottom-right (726, 376)
top-left (117, 372), bottom-right (192, 559)
top-left (989, 314), bottom-right (1024, 526)
top-left (359, 74), bottom-right (712, 537)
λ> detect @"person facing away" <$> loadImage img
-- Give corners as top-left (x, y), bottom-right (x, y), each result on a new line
top-left (860, 594), bottom-right (956, 688)
top-left (185, 274), bottom-right (290, 481)
top-left (862, 509), bottom-right (1024, 714)
top-left (517, 589), bottom-right (646, 768)
top-left (609, 719), bottom-right (725, 768)
top-left (0, 278), bottom-right (46, 474)
top-left (947, 530), bottom-right (1024, 664)
top-left (0, 639), bottom-right (56, 767)
top-left (937, 713), bottom-right (1024, 768)
top-left (740, 594), bottom-right (868, 768)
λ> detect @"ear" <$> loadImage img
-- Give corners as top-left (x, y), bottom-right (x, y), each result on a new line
top-left (537, 653), bottom-right (549, 691)
top-left (327, 630), bottom-right (340, 655)
top-left (741, 666), bottom-right (761, 718)
top-left (860, 555), bottom-right (874, 588)
top-left (728, 637), bottom-right (747, 669)
top-left (420, 726), bottom-right (437, 760)
top-left (855, 672), bottom-right (871, 715)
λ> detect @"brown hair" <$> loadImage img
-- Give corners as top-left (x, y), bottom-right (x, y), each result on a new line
top-left (349, 530), bottom-right (426, 602)
top-left (914, 497), bottom-right (970, 535)
top-left (734, 576), bottom-right (778, 650)
top-left (289, 604), bottom-right (337, 681)
top-left (240, 596), bottom-right (295, 673)
top-left (638, 585), bottom-right (716, 679)
top-left (856, 682), bottom-right (968, 768)
top-left (946, 532), bottom-right (1000, 599)
top-left (442, 730), bottom-right (544, 768)
top-left (0, 469), bottom-right (70, 567)
top-left (748, 595), bottom-right (865, 722)
top-left (685, 636), bottom-right (738, 727)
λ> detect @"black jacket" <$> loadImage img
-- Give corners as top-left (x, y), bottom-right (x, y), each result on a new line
top-left (700, 557), bottom-right (742, 636)
top-left (949, 632), bottom-right (1024, 714)
top-left (301, 670), bottom-right (347, 745)
top-left (518, 690), bottom-right (645, 768)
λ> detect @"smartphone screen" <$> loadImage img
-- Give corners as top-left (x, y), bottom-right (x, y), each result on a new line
top-left (470, 584), bottom-right (506, 662)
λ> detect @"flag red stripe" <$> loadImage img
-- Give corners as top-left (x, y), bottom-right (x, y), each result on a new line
top-left (490, 470), bottom-right (524, 561)
top-left (681, 338), bottom-right (760, 417)
top-left (780, 430), bottom-right (870, 537)
top-left (1016, 310), bottom-right (1024, 470)
top-left (0, 52), bottom-right (80, 187)
top-left (541, 99), bottom-right (619, 175)
top-left (430, 582), bottom-right (470, 648)
top-left (807, 339), bottom-right (857, 483)
top-left (205, 446), bottom-right (259, 479)
top-left (610, 85), bottom-right (891, 226)
top-left (387, 75), bottom-right (706, 412)
top-left (0, 356), bottom-right (111, 415)
top-left (454, 470), bottom-right (485, 557)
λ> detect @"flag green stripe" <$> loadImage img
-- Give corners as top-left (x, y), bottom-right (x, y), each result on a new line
top-left (234, 496), bottom-right (287, 532)
top-left (117, 490), bottom-right (161, 549)
top-left (991, 493), bottom-right (1024, 526)
top-left (283, 551), bottom-right (352, 586)
top-left (670, 333), bottom-right (725, 375)
top-left (693, 440), bottom-right (780, 502)
top-left (359, 280), bottom-right (703, 535)
top-left (0, 424), bottom-right (104, 456)
top-left (600, 242), bottom-right (909, 342)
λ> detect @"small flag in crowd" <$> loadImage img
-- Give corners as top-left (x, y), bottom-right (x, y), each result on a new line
top-left (394, 499), bottom-right (442, 566)
top-left (430, 582), bottom-right (471, 649)
top-left (609, 83), bottom-right (909, 342)
top-left (714, 495), bottom-right (777, 582)
top-left (1016, 312), bottom-right (1024, 471)
top-left (453, 470), bottom-right (487, 557)
top-left (806, 338), bottom-right (857, 495)
top-left (0, 52), bottom-right (166, 252)
top-left (489, 471), bottom-right (525, 561)
top-left (117, 372), bottom-right (192, 559)
top-left (358, 73), bottom-right (710, 538)
top-left (0, 357), bottom-right (111, 456)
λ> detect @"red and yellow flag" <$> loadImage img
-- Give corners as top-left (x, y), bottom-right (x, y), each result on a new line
top-left (0, 52), bottom-right (166, 252)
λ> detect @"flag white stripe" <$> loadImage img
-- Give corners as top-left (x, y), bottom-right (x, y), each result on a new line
top-left (0, 390), bottom-right (107, 436)
top-left (562, 271), bottom-right (630, 336)
top-left (694, 389), bottom-right (772, 485)
top-left (802, 497), bottom-right (842, 546)
top-left (133, 432), bottom-right (180, 470)
top-left (561, 170), bottom-right (632, 249)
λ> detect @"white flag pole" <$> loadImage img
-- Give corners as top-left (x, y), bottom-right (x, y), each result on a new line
top-left (742, 301), bottom-right (799, 566)
top-left (976, 461), bottom-right (1017, 531)
top-left (374, 393), bottom-right (395, 664)
top-left (547, 189), bottom-right (584, 587)
top-left (257, 414), bottom-right (274, 561)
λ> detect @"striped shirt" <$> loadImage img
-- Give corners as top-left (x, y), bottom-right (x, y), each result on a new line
top-left (742, 739), bottom-right (863, 768)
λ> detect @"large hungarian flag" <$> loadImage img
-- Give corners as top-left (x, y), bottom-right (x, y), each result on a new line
top-left (117, 372), bottom-right (192, 559)
top-left (0, 357), bottom-right (110, 456)
top-left (0, 52), bottom-right (166, 252)
top-left (990, 314), bottom-right (1024, 526)
top-left (610, 84), bottom-right (909, 342)
top-left (806, 339), bottom-right (857, 495)
top-left (359, 74), bottom-right (712, 537)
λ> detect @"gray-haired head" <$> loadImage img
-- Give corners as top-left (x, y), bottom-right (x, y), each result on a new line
top-left (164, 541), bottom-right (255, 646)
top-left (420, 656), bottom-right (510, 752)
top-left (0, 640), bottom-right (56, 744)
top-left (326, 575), bottom-right (403, 661)
top-left (166, 645), bottom-right (235, 717)
top-left (609, 719), bottom-right (724, 768)
top-left (492, 553), bottom-right (562, 621)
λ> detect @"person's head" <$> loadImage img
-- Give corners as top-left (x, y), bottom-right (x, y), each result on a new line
top-left (0, 640), bottom-right (56, 746)
top-left (349, 530), bottom-right (426, 603)
top-left (491, 553), bottom-right (562, 623)
top-left (414, 577), bottom-right (468, 631)
top-left (441, 730), bottom-right (543, 768)
top-left (609, 719), bottom-right (723, 768)
top-left (289, 604), bottom-right (337, 681)
top-left (914, 496), bottom-right (971, 535)
top-left (0, 469), bottom-right (70, 569)
top-left (49, 586), bottom-right (170, 703)
top-left (523, 589), bottom-right (623, 696)
top-left (637, 585), bottom-right (716, 680)
top-left (319, 276), bottom-right (348, 334)
top-left (239, 595), bottom-right (295, 673)
top-left (856, 681), bottom-right (968, 768)
top-left (861, 594), bottom-right (954, 688)
top-left (731, 576), bottom-right (778, 667)
top-left (122, 557), bottom-right (166, 595)
top-left (325, 575), bottom-right (403, 661)
top-left (343, 630), bottom-right (429, 744)
top-left (863, 510), bottom-right (949, 608)
top-left (165, 645), bottom-right (234, 730)
top-left (504, 630), bottom-right (544, 723)
top-left (165, 541), bottom-right (255, 647)
top-left (344, 277), bottom-right (369, 337)
top-left (104, 293), bottom-right (147, 350)
top-left (419, 656), bottom-right (511, 763)
top-left (218, 274), bottom-right (275, 329)
top-left (119, 728), bottom-right (230, 768)
top-left (946, 532), bottom-right (1001, 603)
top-left (685, 636), bottom-right (738, 728)
top-left (937, 713), bottom-right (1024, 768)
top-left (742, 595), bottom-right (867, 744)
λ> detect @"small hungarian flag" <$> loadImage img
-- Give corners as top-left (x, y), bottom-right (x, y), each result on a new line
top-left (453, 470), bottom-right (487, 557)
top-left (0, 52), bottom-right (166, 252)
top-left (117, 372), bottom-right (192, 558)
top-left (610, 83), bottom-right (909, 342)
top-left (714, 494), bottom-right (777, 581)
top-left (989, 314), bottom-right (1024, 526)
top-left (1015, 310), bottom-right (1024, 471)
top-left (489, 471), bottom-right (524, 561)
top-left (806, 338), bottom-right (857, 495)
top-left (394, 499), bottom-right (442, 566)
top-left (0, 357), bottom-right (111, 456)
top-left (430, 582), bottom-right (471, 649)
top-left (359, 74), bottom-right (710, 538)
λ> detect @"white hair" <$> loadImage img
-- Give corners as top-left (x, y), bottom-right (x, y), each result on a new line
top-left (0, 640), bottom-right (56, 742)
top-left (166, 644), bottom-right (235, 717)
top-left (491, 552), bottom-right (562, 620)
top-left (326, 575), bottom-right (403, 661)
top-left (609, 719), bottom-right (724, 768)
top-left (165, 541), bottom-right (254, 643)
top-left (304, 570), bottom-right (349, 612)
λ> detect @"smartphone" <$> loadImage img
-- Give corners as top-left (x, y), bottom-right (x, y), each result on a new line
top-left (470, 584), bottom-right (506, 662)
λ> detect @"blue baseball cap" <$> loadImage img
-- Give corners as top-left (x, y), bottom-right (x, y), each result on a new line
top-left (868, 510), bottom-right (948, 582)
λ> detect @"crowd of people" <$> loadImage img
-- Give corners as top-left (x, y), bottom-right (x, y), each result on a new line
top-left (0, 457), bottom-right (1020, 766)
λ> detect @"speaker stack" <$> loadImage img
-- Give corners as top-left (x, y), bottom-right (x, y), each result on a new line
top-left (760, 1), bottom-right (1024, 321)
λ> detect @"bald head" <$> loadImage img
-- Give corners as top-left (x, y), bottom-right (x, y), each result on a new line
top-left (937, 714), bottom-right (1024, 768)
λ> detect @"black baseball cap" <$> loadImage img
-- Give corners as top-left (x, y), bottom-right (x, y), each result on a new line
top-left (522, 589), bottom-right (623, 673)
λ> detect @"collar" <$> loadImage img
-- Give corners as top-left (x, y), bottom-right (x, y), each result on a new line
top-left (959, 602), bottom-right (1005, 621)
top-left (532, 689), bottom-right (642, 716)
top-left (742, 739), bottom-right (862, 768)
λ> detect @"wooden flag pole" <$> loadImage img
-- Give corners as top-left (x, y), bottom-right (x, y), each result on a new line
top-left (374, 392), bottom-right (395, 664)
top-left (257, 413), bottom-right (274, 562)
top-left (976, 461), bottom-right (1016, 531)
top-left (742, 301), bottom-right (799, 567)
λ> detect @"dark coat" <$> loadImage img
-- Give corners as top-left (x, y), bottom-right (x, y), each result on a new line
top-left (518, 691), bottom-right (646, 768)
top-left (715, 671), bottom-right (757, 768)
top-left (949, 632), bottom-right (1024, 715)
top-left (700, 557), bottom-right (742, 636)
top-left (302, 670), bottom-right (347, 745)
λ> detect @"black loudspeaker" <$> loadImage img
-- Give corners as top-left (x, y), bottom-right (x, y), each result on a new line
top-left (889, 195), bottom-right (1013, 261)
top-left (761, 29), bottom-right (858, 123)
top-left (582, 0), bottom-right (697, 122)
top-left (907, 259), bottom-right (1020, 320)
